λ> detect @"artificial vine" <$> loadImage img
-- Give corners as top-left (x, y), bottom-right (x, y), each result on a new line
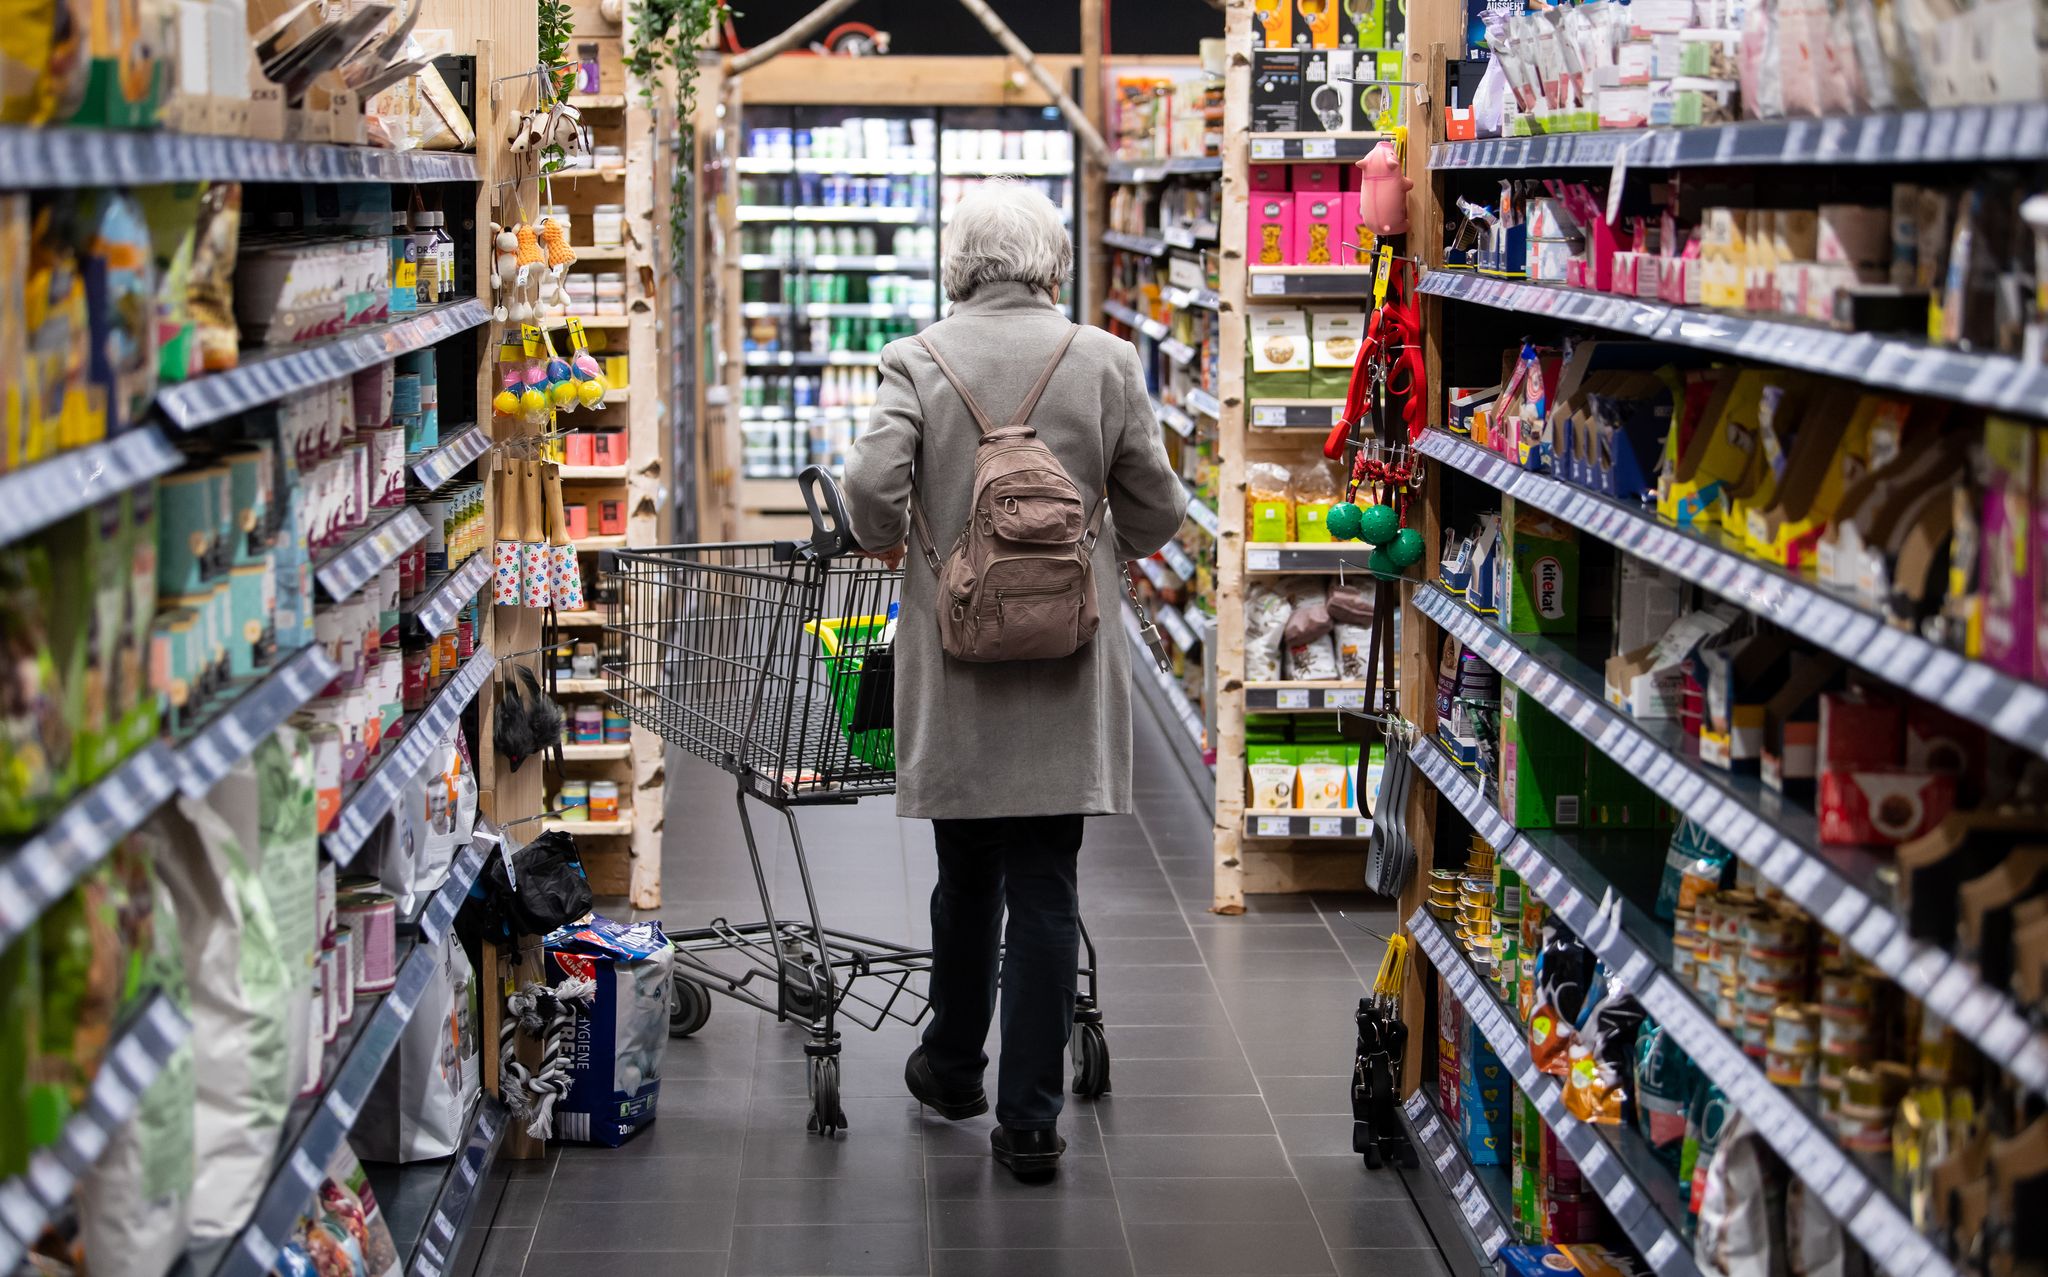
top-left (537, 0), bottom-right (576, 173)
top-left (624, 0), bottom-right (729, 263)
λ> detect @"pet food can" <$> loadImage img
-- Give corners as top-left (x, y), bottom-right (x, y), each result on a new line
top-left (332, 927), bottom-right (355, 1024)
top-left (557, 780), bottom-right (589, 819)
top-left (573, 705), bottom-right (603, 743)
top-left (1765, 1046), bottom-right (1818, 1088)
top-left (317, 862), bottom-right (338, 946)
top-left (604, 710), bottom-right (630, 742)
top-left (437, 630), bottom-right (460, 683)
top-left (392, 372), bottom-right (422, 416)
top-left (1771, 1004), bottom-right (1821, 1054)
top-left (340, 888), bottom-right (399, 992)
top-left (418, 499), bottom-right (452, 573)
top-left (590, 780), bottom-right (620, 822)
top-left (1743, 909), bottom-right (1807, 955)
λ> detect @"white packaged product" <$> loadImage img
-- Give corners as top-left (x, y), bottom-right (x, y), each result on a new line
top-left (145, 795), bottom-right (293, 1240)
top-left (1244, 584), bottom-right (1292, 682)
top-left (1283, 586), bottom-right (1341, 682)
top-left (355, 932), bottom-right (480, 1162)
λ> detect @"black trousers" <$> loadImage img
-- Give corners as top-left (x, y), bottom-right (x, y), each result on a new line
top-left (921, 814), bottom-right (1084, 1131)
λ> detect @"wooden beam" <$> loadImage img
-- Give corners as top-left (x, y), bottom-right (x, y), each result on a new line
top-left (1079, 0), bottom-right (1107, 323)
top-left (1211, 0), bottom-right (1251, 915)
top-left (724, 0), bottom-right (861, 74)
top-left (952, 0), bottom-right (1110, 160)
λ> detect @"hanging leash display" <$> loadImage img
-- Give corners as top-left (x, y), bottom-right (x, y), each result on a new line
top-left (1352, 931), bottom-right (1416, 1169)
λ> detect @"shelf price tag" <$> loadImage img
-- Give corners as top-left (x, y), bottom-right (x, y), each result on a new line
top-left (1251, 273), bottom-right (1285, 296)
top-left (1257, 816), bottom-right (1291, 837)
top-left (1301, 137), bottom-right (1337, 159)
top-left (1253, 406), bottom-right (1288, 427)
top-left (1309, 816), bottom-right (1346, 838)
top-left (1276, 688), bottom-right (1310, 709)
top-left (1248, 548), bottom-right (1280, 571)
top-left (1326, 689), bottom-right (1365, 710)
top-left (1251, 137), bottom-right (1285, 159)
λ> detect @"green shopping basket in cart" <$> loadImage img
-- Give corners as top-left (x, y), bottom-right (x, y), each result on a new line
top-left (804, 613), bottom-right (895, 772)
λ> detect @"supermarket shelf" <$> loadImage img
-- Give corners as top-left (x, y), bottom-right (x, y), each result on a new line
top-left (734, 156), bottom-right (934, 174)
top-left (1243, 810), bottom-right (1369, 839)
top-left (1248, 266), bottom-right (1377, 298)
top-left (542, 813), bottom-right (634, 836)
top-left (570, 314), bottom-right (632, 329)
top-left (549, 677), bottom-right (607, 694)
top-left (551, 164), bottom-right (626, 182)
top-left (1104, 299), bottom-right (1169, 340)
top-left (1244, 681), bottom-right (1373, 712)
top-left (1162, 221), bottom-right (1219, 248)
top-left (325, 646), bottom-right (494, 865)
top-left (567, 93), bottom-right (626, 108)
top-left (1184, 489), bottom-right (1219, 538)
top-left (1245, 543), bottom-right (1378, 574)
top-left (1162, 284), bottom-right (1222, 312)
top-left (946, 159), bottom-right (1073, 176)
top-left (0, 993), bottom-right (192, 1274)
top-left (157, 300), bottom-right (491, 431)
top-left (176, 644), bottom-right (344, 798)
top-left (212, 843), bottom-right (489, 1277)
top-left (1159, 336), bottom-right (1197, 367)
top-left (1248, 132), bottom-right (1389, 161)
top-left (1413, 580), bottom-right (2048, 1100)
top-left (1186, 388), bottom-right (1222, 418)
top-left (737, 205), bottom-right (927, 223)
top-left (1106, 155), bottom-right (1224, 183)
top-left (372, 1095), bottom-right (509, 1277)
top-left (1419, 272), bottom-right (2048, 420)
top-left (1159, 539), bottom-right (1199, 582)
top-left (737, 254), bottom-right (933, 272)
top-left (0, 126), bottom-right (480, 190)
top-left (558, 464), bottom-right (630, 481)
top-left (314, 506), bottom-right (433, 603)
top-left (1396, 1092), bottom-right (1513, 1267)
top-left (1123, 603), bottom-right (1209, 763)
top-left (1103, 229), bottom-right (1169, 257)
top-left (1418, 430), bottom-right (2048, 760)
top-left (560, 741), bottom-right (630, 762)
top-left (1135, 556), bottom-right (1174, 593)
top-left (405, 552), bottom-right (493, 638)
top-left (1413, 736), bottom-right (1956, 1277)
top-left (1153, 398), bottom-right (1195, 439)
top-left (567, 244), bottom-right (628, 259)
top-left (743, 350), bottom-right (884, 367)
top-left (0, 741), bottom-right (181, 954)
top-left (409, 424), bottom-right (492, 490)
top-left (1250, 399), bottom-right (1347, 430)
top-left (1430, 103), bottom-right (2048, 171)
top-left (1155, 603), bottom-right (1198, 654)
top-left (1407, 910), bottom-right (1700, 1276)
top-left (549, 609), bottom-right (612, 628)
top-left (572, 534), bottom-right (627, 551)
top-left (737, 406), bottom-right (865, 422)
top-left (0, 426), bottom-right (184, 546)
top-left (741, 301), bottom-right (934, 319)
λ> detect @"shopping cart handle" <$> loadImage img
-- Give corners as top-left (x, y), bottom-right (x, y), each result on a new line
top-left (798, 466), bottom-right (859, 559)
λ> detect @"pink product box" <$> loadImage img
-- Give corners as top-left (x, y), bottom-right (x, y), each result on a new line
top-left (1291, 163), bottom-right (1343, 194)
top-left (1248, 193), bottom-right (1295, 268)
top-left (1249, 164), bottom-right (1289, 192)
top-left (1338, 192), bottom-right (1372, 266)
top-left (1290, 191), bottom-right (1345, 267)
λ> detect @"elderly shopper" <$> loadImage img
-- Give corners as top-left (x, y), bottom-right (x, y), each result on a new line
top-left (843, 180), bottom-right (1186, 1178)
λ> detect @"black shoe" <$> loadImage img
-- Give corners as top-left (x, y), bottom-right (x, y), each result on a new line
top-left (905, 1047), bottom-right (989, 1120)
top-left (990, 1126), bottom-right (1066, 1179)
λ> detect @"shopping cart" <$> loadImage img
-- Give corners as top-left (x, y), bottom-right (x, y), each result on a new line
top-left (599, 467), bottom-right (1110, 1135)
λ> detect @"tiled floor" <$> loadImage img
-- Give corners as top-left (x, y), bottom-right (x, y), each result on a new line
top-left (472, 690), bottom-right (1454, 1277)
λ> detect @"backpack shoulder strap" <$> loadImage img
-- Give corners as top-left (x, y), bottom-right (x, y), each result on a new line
top-left (914, 334), bottom-right (1000, 437)
top-left (1008, 324), bottom-right (1081, 426)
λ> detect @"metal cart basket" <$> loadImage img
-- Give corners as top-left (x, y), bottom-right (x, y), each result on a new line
top-left (599, 469), bottom-right (1109, 1135)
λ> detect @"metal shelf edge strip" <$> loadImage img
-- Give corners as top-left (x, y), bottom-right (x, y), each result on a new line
top-left (409, 424), bottom-right (493, 490)
top-left (176, 644), bottom-right (344, 798)
top-left (410, 553), bottom-right (494, 639)
top-left (314, 508), bottom-right (433, 603)
top-left (324, 646), bottom-right (493, 865)
top-left (0, 427), bottom-right (185, 545)
top-left (0, 127), bottom-right (480, 191)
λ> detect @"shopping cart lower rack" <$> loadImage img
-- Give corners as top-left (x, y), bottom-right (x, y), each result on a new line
top-left (598, 468), bottom-right (1110, 1135)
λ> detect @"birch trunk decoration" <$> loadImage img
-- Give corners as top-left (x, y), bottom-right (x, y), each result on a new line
top-left (723, 0), bottom-right (861, 74)
top-left (953, 0), bottom-right (1110, 162)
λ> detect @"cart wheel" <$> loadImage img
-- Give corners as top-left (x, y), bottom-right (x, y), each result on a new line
top-left (669, 973), bottom-right (712, 1039)
top-left (807, 1054), bottom-right (847, 1136)
top-left (781, 960), bottom-right (828, 1023)
top-left (1071, 1020), bottom-right (1111, 1098)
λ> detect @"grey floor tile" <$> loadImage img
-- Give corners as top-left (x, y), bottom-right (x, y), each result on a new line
top-left (1093, 1094), bottom-right (1277, 1136)
top-left (523, 1252), bottom-right (730, 1277)
top-left (923, 1153), bottom-right (1115, 1200)
top-left (1110, 1177), bottom-right (1318, 1225)
top-left (1288, 1156), bottom-right (1413, 1202)
top-left (1101, 1134), bottom-right (1293, 1179)
top-left (733, 1174), bottom-right (928, 1226)
top-left (1103, 964), bottom-right (1220, 996)
top-left (920, 1110), bottom-right (1105, 1158)
top-left (1329, 1249), bottom-right (1453, 1277)
top-left (1108, 1025), bottom-right (1250, 1060)
top-left (1243, 1039), bottom-right (1365, 1080)
top-left (496, 1171), bottom-right (553, 1217)
top-left (1099, 993), bottom-right (1237, 1028)
top-left (727, 1223), bottom-right (929, 1277)
top-left (1274, 1114), bottom-right (1365, 1159)
top-left (1208, 951), bottom-right (1367, 983)
top-left (1122, 1222), bottom-right (1336, 1276)
top-left (739, 1133), bottom-right (927, 1181)
top-left (1107, 1055), bottom-right (1261, 1097)
top-left (1309, 1197), bottom-right (1436, 1250)
top-left (469, 1227), bottom-right (531, 1277)
top-left (1259, 1076), bottom-right (1352, 1117)
top-left (930, 1249), bottom-right (1135, 1277)
top-left (1189, 924), bottom-right (1342, 953)
top-left (532, 1197), bottom-right (737, 1251)
top-left (929, 1197), bottom-right (1126, 1249)
top-left (545, 1156), bottom-right (744, 1204)
top-left (748, 1095), bottom-right (924, 1136)
top-left (1082, 912), bottom-right (1195, 939)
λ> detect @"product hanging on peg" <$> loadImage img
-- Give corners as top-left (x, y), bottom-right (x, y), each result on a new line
top-left (519, 459), bottom-right (554, 608)
top-left (545, 463), bottom-right (585, 610)
top-left (494, 454), bottom-right (525, 605)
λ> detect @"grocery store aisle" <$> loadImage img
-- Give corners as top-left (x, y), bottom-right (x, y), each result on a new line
top-left (469, 691), bottom-right (1447, 1277)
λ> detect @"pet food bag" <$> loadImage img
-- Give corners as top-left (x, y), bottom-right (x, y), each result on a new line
top-left (146, 795), bottom-right (293, 1240)
top-left (544, 915), bottom-right (674, 1146)
top-left (355, 932), bottom-right (479, 1162)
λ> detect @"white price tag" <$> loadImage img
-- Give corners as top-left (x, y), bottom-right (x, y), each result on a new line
top-left (1251, 137), bottom-right (1285, 159)
top-left (1301, 137), bottom-right (1337, 159)
top-left (1326, 689), bottom-right (1365, 710)
top-left (1251, 273), bottom-right (1285, 295)
top-left (1275, 688), bottom-right (1310, 709)
top-left (1257, 816), bottom-right (1291, 837)
top-left (1309, 816), bottom-right (1346, 838)
top-left (1435, 1142), bottom-right (1457, 1170)
top-left (1253, 406), bottom-right (1288, 427)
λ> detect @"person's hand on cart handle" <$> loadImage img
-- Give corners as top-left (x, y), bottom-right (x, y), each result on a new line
top-left (865, 542), bottom-right (907, 570)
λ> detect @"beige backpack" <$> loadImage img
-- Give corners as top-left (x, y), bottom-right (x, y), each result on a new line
top-left (909, 326), bottom-right (1105, 662)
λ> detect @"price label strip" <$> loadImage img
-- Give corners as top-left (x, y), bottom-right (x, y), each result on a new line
top-left (409, 552), bottom-right (496, 639)
top-left (314, 507), bottom-right (433, 603)
top-left (409, 424), bottom-right (495, 491)
top-left (325, 648), bottom-right (493, 865)
top-left (177, 644), bottom-right (344, 798)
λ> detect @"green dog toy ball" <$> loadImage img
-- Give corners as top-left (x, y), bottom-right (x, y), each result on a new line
top-left (1367, 547), bottom-right (1398, 576)
top-left (1386, 526), bottom-right (1425, 569)
top-left (1357, 503), bottom-right (1400, 545)
top-left (1325, 502), bottom-right (1365, 541)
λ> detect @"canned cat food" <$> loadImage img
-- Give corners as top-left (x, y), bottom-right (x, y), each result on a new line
top-left (1771, 1004), bottom-right (1820, 1053)
top-left (339, 888), bottom-right (399, 992)
top-left (590, 780), bottom-right (620, 822)
top-left (1766, 1047), bottom-right (1818, 1088)
top-left (557, 779), bottom-right (589, 819)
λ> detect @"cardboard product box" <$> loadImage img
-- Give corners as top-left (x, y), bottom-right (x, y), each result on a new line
top-left (1249, 164), bottom-right (1289, 193)
top-left (1297, 0), bottom-right (1340, 48)
top-left (1500, 685), bottom-right (1584, 828)
top-left (1253, 0), bottom-right (1293, 48)
top-left (1758, 654), bottom-right (1843, 798)
top-left (1501, 498), bottom-right (1578, 635)
top-left (1438, 971), bottom-right (1462, 1122)
top-left (1251, 49), bottom-right (1307, 132)
top-left (1248, 309), bottom-right (1312, 398)
top-left (1347, 50), bottom-right (1406, 132)
top-left (1820, 767), bottom-right (1958, 846)
top-left (1249, 192), bottom-right (1296, 267)
top-left (1291, 190), bottom-right (1345, 267)
top-left (1614, 558), bottom-right (1686, 656)
top-left (1310, 310), bottom-right (1367, 400)
top-left (1300, 48), bottom-right (1353, 133)
top-left (1604, 608), bottom-right (1739, 719)
top-left (1696, 627), bottom-right (1796, 773)
top-left (1291, 163), bottom-right (1344, 195)
top-left (1980, 416), bottom-right (2040, 679)
top-left (1342, 0), bottom-right (1391, 47)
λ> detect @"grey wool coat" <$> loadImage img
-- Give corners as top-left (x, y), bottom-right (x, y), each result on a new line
top-left (843, 281), bottom-right (1188, 820)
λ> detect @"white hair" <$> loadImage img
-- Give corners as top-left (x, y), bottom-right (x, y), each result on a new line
top-left (941, 179), bottom-right (1073, 302)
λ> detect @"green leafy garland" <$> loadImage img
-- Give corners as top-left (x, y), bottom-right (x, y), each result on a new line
top-left (624, 0), bottom-right (729, 262)
top-left (537, 0), bottom-right (575, 173)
